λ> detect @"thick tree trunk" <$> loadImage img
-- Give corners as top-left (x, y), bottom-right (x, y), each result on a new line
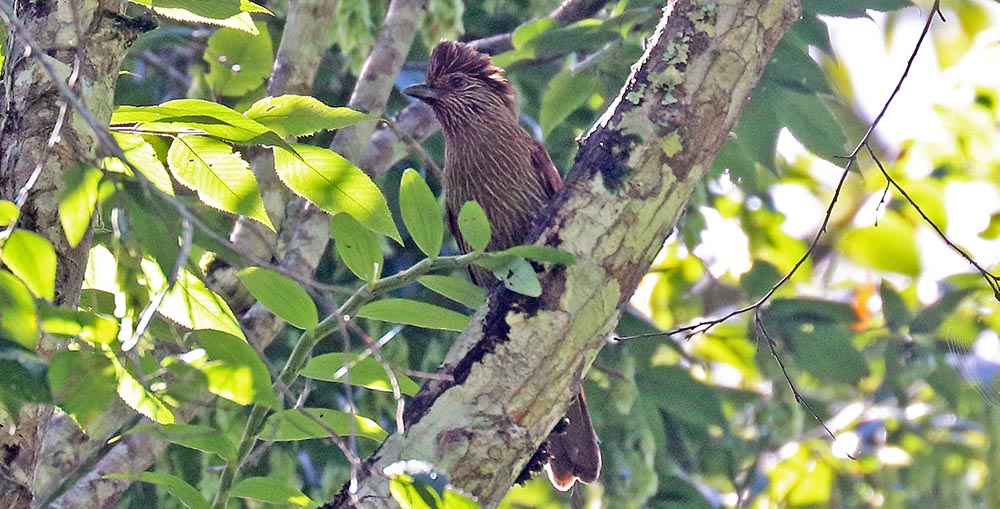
top-left (332, 1), bottom-right (800, 507)
top-left (0, 1), bottom-right (135, 508)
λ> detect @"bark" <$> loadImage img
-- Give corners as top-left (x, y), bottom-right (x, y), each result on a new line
top-left (331, 1), bottom-right (800, 507)
top-left (0, 2), bottom-right (136, 508)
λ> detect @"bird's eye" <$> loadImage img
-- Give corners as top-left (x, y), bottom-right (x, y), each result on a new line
top-left (449, 75), bottom-right (467, 88)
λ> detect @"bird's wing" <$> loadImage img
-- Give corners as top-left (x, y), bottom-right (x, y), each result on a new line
top-left (530, 141), bottom-right (563, 196)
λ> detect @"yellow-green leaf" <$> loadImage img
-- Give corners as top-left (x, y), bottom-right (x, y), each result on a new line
top-left (244, 96), bottom-right (370, 137)
top-left (357, 299), bottom-right (470, 332)
top-left (167, 136), bottom-right (274, 230)
top-left (237, 267), bottom-right (317, 329)
top-left (331, 213), bottom-right (383, 284)
top-left (1, 229), bottom-right (56, 301)
top-left (399, 169), bottom-right (443, 257)
top-left (58, 165), bottom-right (103, 248)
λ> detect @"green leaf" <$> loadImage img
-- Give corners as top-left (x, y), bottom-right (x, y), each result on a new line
top-left (104, 132), bottom-right (174, 195)
top-left (0, 200), bottom-right (18, 226)
top-left (244, 95), bottom-right (370, 137)
top-left (112, 354), bottom-right (176, 424)
top-left (104, 472), bottom-right (211, 509)
top-left (38, 304), bottom-right (119, 344)
top-left (130, 423), bottom-right (237, 461)
top-left (0, 270), bottom-right (38, 349)
top-left (273, 143), bottom-right (401, 242)
top-left (167, 136), bottom-right (274, 229)
top-left (400, 169), bottom-right (443, 257)
top-left (237, 267), bottom-right (317, 329)
top-left (497, 245), bottom-right (575, 265)
top-left (910, 288), bottom-right (976, 335)
top-left (540, 68), bottom-right (599, 137)
top-left (642, 366), bottom-right (727, 429)
top-left (194, 329), bottom-right (279, 408)
top-left (204, 23), bottom-right (273, 97)
top-left (879, 280), bottom-right (912, 332)
top-left (231, 477), bottom-right (318, 508)
top-left (48, 350), bottom-right (118, 431)
top-left (1, 229), bottom-right (56, 301)
top-left (457, 201), bottom-right (490, 252)
top-left (141, 260), bottom-right (245, 339)
top-left (776, 89), bottom-right (849, 159)
top-left (357, 299), bottom-right (470, 332)
top-left (0, 357), bottom-right (51, 415)
top-left (389, 477), bottom-right (443, 509)
top-left (418, 275), bottom-right (487, 309)
top-left (762, 299), bottom-right (869, 385)
top-left (330, 213), bottom-right (383, 284)
top-left (113, 100), bottom-right (280, 144)
top-left (302, 353), bottom-right (420, 396)
top-left (58, 165), bottom-right (103, 248)
top-left (839, 212), bottom-right (920, 276)
top-left (260, 408), bottom-right (387, 442)
top-left (493, 258), bottom-right (541, 297)
top-left (127, 0), bottom-right (261, 34)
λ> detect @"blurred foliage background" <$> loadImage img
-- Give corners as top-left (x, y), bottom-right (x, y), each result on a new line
top-left (4, 0), bottom-right (1000, 508)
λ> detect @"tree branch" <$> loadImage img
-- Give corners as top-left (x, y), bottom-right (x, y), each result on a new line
top-left (331, 1), bottom-right (801, 507)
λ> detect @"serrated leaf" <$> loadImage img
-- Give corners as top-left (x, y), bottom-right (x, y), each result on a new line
top-left (131, 423), bottom-right (237, 461)
top-left (457, 201), bottom-right (490, 251)
top-left (167, 136), bottom-right (274, 229)
top-left (357, 299), bottom-right (470, 332)
top-left (0, 270), bottom-right (38, 349)
top-left (204, 22), bottom-right (273, 97)
top-left (237, 267), bottom-right (317, 329)
top-left (141, 260), bottom-right (245, 340)
top-left (111, 354), bottom-right (175, 424)
top-left (193, 329), bottom-right (278, 408)
top-left (231, 477), bottom-right (318, 508)
top-left (244, 96), bottom-right (370, 137)
top-left (128, 0), bottom-right (260, 34)
top-left (493, 257), bottom-right (541, 297)
top-left (497, 245), bottom-right (575, 265)
top-left (39, 304), bottom-right (119, 344)
top-left (330, 213), bottom-right (383, 283)
top-left (0, 200), bottom-right (18, 226)
top-left (260, 408), bottom-right (387, 442)
top-left (540, 68), bottom-right (599, 137)
top-left (418, 275), bottom-right (487, 309)
top-left (1, 229), bottom-right (56, 301)
top-left (104, 472), bottom-right (211, 509)
top-left (48, 350), bottom-right (118, 431)
top-left (839, 212), bottom-right (920, 276)
top-left (399, 169), bottom-right (443, 257)
top-left (113, 100), bottom-right (280, 145)
top-left (58, 165), bottom-right (103, 248)
top-left (104, 132), bottom-right (174, 195)
top-left (302, 353), bottom-right (420, 396)
top-left (273, 143), bottom-right (400, 242)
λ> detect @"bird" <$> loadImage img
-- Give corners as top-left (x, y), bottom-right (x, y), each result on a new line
top-left (403, 40), bottom-right (601, 491)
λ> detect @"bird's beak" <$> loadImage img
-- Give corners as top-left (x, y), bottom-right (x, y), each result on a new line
top-left (403, 83), bottom-right (438, 102)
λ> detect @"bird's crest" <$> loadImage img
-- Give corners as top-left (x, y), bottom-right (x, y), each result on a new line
top-left (427, 41), bottom-right (512, 97)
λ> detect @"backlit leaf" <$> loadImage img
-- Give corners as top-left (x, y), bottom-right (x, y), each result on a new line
top-left (48, 350), bottom-right (118, 432)
top-left (244, 96), bottom-right (370, 137)
top-left (104, 132), bottom-right (174, 195)
top-left (58, 165), bottom-right (103, 248)
top-left (167, 136), bottom-right (273, 229)
top-left (273, 143), bottom-right (400, 242)
top-left (112, 100), bottom-right (280, 145)
top-left (194, 329), bottom-right (278, 408)
top-left (0, 270), bottom-right (38, 349)
top-left (39, 304), bottom-right (119, 344)
top-left (112, 354), bottom-right (175, 424)
top-left (1, 229), bottom-right (56, 301)
top-left (839, 212), bottom-right (920, 276)
top-left (142, 260), bottom-right (245, 340)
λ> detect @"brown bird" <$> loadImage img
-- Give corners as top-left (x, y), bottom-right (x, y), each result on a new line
top-left (403, 40), bottom-right (601, 491)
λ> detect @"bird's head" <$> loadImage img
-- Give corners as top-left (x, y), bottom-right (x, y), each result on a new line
top-left (403, 41), bottom-right (518, 131)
